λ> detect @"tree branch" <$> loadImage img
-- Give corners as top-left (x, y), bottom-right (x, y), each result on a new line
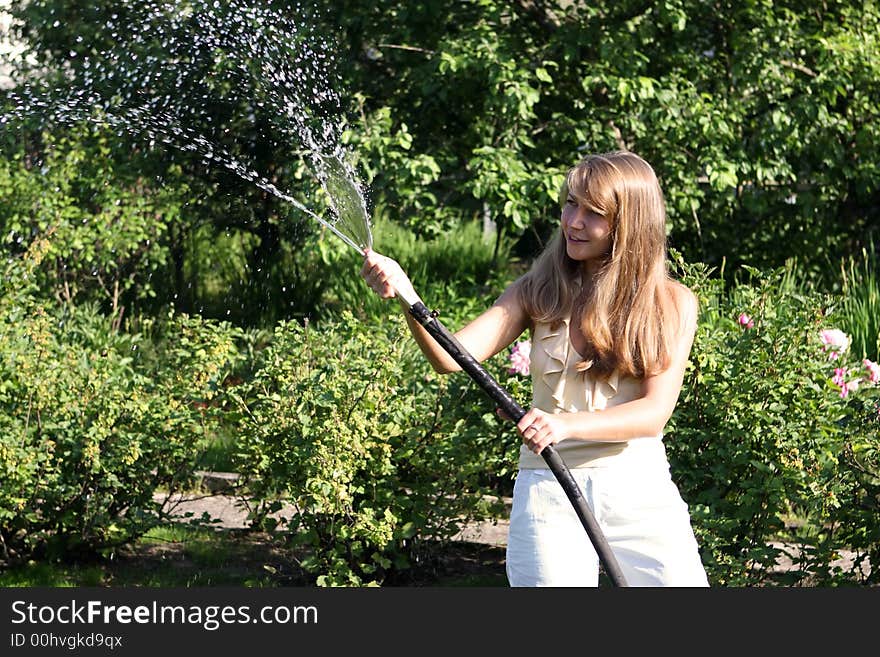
top-left (376, 43), bottom-right (436, 56)
top-left (513, 0), bottom-right (562, 31)
top-left (780, 59), bottom-right (817, 78)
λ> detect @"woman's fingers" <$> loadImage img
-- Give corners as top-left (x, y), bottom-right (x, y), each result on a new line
top-left (516, 409), bottom-right (540, 435)
top-left (362, 251), bottom-right (420, 302)
top-left (516, 409), bottom-right (565, 454)
top-left (528, 425), bottom-right (549, 453)
top-left (361, 250), bottom-right (401, 298)
top-left (517, 410), bottom-right (545, 454)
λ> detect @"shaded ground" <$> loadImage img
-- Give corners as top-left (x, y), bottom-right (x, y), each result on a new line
top-left (159, 489), bottom-right (872, 585)
top-left (148, 490), bottom-right (510, 586)
top-left (6, 482), bottom-right (868, 587)
top-left (96, 530), bottom-right (508, 588)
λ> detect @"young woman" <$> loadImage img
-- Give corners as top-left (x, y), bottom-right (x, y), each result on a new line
top-left (361, 151), bottom-right (708, 587)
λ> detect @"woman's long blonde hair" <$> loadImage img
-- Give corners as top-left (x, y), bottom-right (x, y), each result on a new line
top-left (518, 151), bottom-right (682, 379)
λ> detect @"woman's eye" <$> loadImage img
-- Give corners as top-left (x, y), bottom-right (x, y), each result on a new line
top-left (565, 197), bottom-right (577, 206)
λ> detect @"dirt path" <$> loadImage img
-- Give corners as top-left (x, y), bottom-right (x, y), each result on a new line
top-left (156, 489), bottom-right (511, 547)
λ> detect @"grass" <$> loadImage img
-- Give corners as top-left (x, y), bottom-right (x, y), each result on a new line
top-left (0, 523), bottom-right (508, 588)
top-left (0, 526), bottom-right (288, 587)
top-left (316, 214), bottom-right (516, 323)
top-left (777, 245), bottom-right (880, 362)
top-left (838, 245), bottom-right (880, 361)
top-left (193, 430), bottom-right (239, 473)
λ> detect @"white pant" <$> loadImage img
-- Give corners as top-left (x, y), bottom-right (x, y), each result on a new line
top-left (506, 465), bottom-right (709, 587)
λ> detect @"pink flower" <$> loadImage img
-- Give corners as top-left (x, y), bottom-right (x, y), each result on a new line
top-left (737, 313), bottom-right (754, 329)
top-left (838, 379), bottom-right (862, 398)
top-left (508, 340), bottom-right (531, 376)
top-left (831, 366), bottom-right (862, 398)
top-left (819, 329), bottom-right (850, 360)
top-left (864, 359), bottom-right (880, 384)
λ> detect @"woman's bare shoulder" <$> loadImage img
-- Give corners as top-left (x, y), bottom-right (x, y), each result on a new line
top-left (667, 279), bottom-right (697, 306)
top-left (493, 274), bottom-right (539, 334)
top-left (665, 279), bottom-right (698, 330)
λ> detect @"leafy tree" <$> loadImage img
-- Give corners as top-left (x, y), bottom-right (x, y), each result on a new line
top-left (328, 0), bottom-right (880, 276)
top-left (7, 0), bottom-right (879, 296)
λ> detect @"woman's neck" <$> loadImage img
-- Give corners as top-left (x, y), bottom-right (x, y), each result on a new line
top-left (580, 259), bottom-right (603, 279)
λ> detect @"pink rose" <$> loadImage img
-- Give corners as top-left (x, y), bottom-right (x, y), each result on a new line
top-left (819, 329), bottom-right (850, 360)
top-left (864, 359), bottom-right (880, 384)
top-left (831, 366), bottom-right (863, 398)
top-left (508, 340), bottom-right (531, 376)
top-left (737, 313), bottom-right (754, 329)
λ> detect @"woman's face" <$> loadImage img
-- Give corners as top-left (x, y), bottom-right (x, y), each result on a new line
top-left (561, 193), bottom-right (612, 265)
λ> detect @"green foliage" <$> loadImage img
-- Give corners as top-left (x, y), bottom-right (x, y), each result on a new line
top-left (670, 256), bottom-right (880, 585)
top-left (3, 0), bottom-right (340, 325)
top-left (0, 239), bottom-right (244, 564)
top-left (828, 382), bottom-right (880, 585)
top-left (9, 0), bottom-right (880, 312)
top-left (326, 0), bottom-right (880, 274)
top-left (229, 313), bottom-right (520, 586)
top-left (313, 213), bottom-right (516, 324)
top-left (0, 123), bottom-right (191, 324)
top-left (341, 100), bottom-right (446, 236)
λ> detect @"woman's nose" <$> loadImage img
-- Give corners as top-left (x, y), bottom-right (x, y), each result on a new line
top-left (566, 207), bottom-right (586, 228)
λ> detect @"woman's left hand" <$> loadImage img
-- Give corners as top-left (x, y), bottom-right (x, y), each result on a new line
top-left (516, 408), bottom-right (568, 454)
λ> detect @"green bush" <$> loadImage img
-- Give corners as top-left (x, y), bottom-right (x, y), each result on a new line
top-left (671, 256), bottom-right (880, 585)
top-left (828, 376), bottom-right (880, 585)
top-left (0, 124), bottom-right (191, 325)
top-left (6, 224), bottom-right (878, 587)
top-left (0, 238), bottom-right (244, 564)
top-left (229, 311), bottom-right (522, 585)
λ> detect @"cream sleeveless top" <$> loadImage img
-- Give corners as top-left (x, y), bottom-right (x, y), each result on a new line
top-left (517, 317), bottom-right (666, 469)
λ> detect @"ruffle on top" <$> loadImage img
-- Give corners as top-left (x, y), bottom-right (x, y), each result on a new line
top-left (520, 318), bottom-right (665, 470)
top-left (534, 317), bottom-right (620, 413)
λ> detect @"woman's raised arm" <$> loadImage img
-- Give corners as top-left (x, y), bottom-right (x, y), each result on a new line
top-left (361, 249), bottom-right (531, 373)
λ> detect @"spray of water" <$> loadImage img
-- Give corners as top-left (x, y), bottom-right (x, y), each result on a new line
top-left (1, 0), bottom-right (372, 254)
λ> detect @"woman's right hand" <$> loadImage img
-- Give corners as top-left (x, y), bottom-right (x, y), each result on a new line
top-left (361, 248), bottom-right (417, 302)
